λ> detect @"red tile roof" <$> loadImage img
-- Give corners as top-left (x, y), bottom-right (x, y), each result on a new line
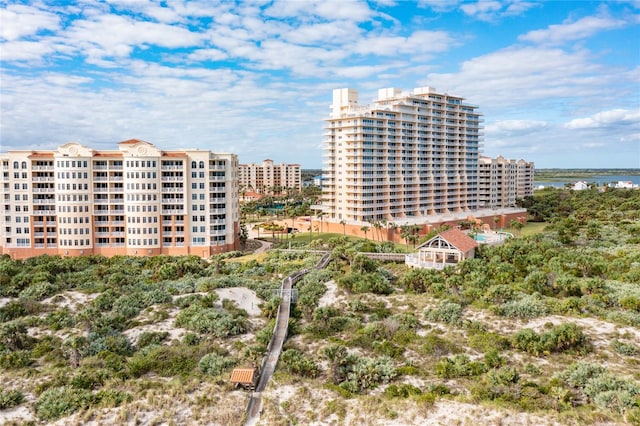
top-left (118, 139), bottom-right (146, 145)
top-left (438, 228), bottom-right (477, 253)
top-left (230, 368), bottom-right (257, 384)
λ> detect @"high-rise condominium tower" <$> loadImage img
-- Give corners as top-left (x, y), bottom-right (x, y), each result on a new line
top-left (0, 139), bottom-right (239, 259)
top-left (478, 156), bottom-right (535, 209)
top-left (322, 87), bottom-right (482, 222)
top-left (238, 159), bottom-right (301, 194)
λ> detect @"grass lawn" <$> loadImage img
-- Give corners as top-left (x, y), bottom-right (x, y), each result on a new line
top-left (521, 221), bottom-right (548, 236)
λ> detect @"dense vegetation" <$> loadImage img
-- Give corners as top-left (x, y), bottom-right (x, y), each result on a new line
top-left (0, 187), bottom-right (639, 425)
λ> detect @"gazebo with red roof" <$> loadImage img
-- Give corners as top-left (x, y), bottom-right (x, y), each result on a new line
top-left (406, 228), bottom-right (478, 270)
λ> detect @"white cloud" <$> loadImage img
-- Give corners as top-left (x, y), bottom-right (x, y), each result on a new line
top-left (519, 15), bottom-right (629, 45)
top-left (423, 46), bottom-right (612, 109)
top-left (485, 119), bottom-right (548, 135)
top-left (265, 0), bottom-right (374, 22)
top-left (353, 30), bottom-right (456, 57)
top-left (0, 40), bottom-right (57, 62)
top-left (0, 4), bottom-right (60, 41)
top-left (187, 48), bottom-right (228, 62)
top-left (417, 0), bottom-right (461, 12)
top-left (460, 1), bottom-right (502, 20)
top-left (63, 13), bottom-right (203, 59)
top-left (421, 0), bottom-right (539, 21)
top-left (564, 109), bottom-right (640, 129)
top-left (283, 21), bottom-right (363, 45)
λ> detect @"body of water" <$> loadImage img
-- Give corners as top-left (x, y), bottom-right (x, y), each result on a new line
top-left (535, 175), bottom-right (640, 188)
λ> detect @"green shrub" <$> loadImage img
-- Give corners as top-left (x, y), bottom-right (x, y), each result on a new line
top-left (374, 340), bottom-right (404, 359)
top-left (486, 367), bottom-right (520, 386)
top-left (468, 330), bottom-right (510, 353)
top-left (384, 383), bottom-right (422, 398)
top-left (338, 272), bottom-right (393, 295)
top-left (424, 301), bottom-right (463, 325)
top-left (611, 339), bottom-right (639, 356)
top-left (0, 299), bottom-right (42, 322)
top-left (175, 305), bottom-right (247, 337)
top-left (484, 349), bottom-right (504, 368)
top-left (174, 294), bottom-right (203, 309)
top-left (43, 307), bottom-right (75, 330)
top-left (619, 296), bottom-right (640, 312)
top-left (69, 370), bottom-right (104, 390)
top-left (127, 344), bottom-right (199, 377)
top-left (34, 386), bottom-right (93, 421)
top-left (281, 348), bottom-right (319, 378)
top-left (497, 294), bottom-right (548, 318)
top-left (182, 332), bottom-right (200, 346)
top-left (198, 352), bottom-right (237, 376)
top-left (85, 332), bottom-right (134, 357)
top-left (18, 281), bottom-right (60, 301)
top-left (422, 333), bottom-right (462, 357)
top-left (512, 323), bottom-right (589, 355)
top-left (435, 354), bottom-right (488, 379)
top-left (557, 362), bottom-right (640, 414)
top-left (94, 389), bottom-right (132, 407)
top-left (0, 350), bottom-right (33, 369)
top-left (137, 331), bottom-right (169, 348)
top-left (340, 356), bottom-right (397, 393)
top-left (0, 388), bottom-right (24, 409)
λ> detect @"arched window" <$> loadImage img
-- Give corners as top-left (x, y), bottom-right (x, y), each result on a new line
top-left (13, 161), bottom-right (18, 169)
top-left (199, 161), bottom-right (205, 169)
top-left (191, 161), bottom-right (197, 169)
top-left (21, 162), bottom-right (27, 169)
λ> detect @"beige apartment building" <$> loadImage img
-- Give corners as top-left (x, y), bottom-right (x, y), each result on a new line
top-left (1, 139), bottom-right (239, 259)
top-left (322, 87), bottom-right (482, 221)
top-left (238, 159), bottom-right (301, 194)
top-left (478, 156), bottom-right (535, 208)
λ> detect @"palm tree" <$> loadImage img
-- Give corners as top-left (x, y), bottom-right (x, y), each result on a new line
top-left (339, 219), bottom-right (346, 236)
top-left (373, 221), bottom-right (383, 242)
top-left (360, 225), bottom-right (370, 240)
top-left (400, 225), bottom-right (411, 252)
top-left (317, 211), bottom-right (325, 233)
top-left (509, 219), bottom-right (524, 235)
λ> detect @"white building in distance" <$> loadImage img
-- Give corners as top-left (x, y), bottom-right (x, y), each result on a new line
top-left (238, 159), bottom-right (301, 195)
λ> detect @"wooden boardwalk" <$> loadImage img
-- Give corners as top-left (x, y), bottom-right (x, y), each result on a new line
top-left (244, 253), bottom-right (330, 425)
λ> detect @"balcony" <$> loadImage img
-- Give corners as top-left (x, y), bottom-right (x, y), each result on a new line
top-left (33, 199), bottom-right (55, 205)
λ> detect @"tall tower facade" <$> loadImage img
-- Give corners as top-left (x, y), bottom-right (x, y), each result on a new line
top-left (0, 139), bottom-right (239, 259)
top-left (322, 87), bottom-right (482, 222)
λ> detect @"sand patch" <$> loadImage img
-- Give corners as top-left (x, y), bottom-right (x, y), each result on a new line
top-left (318, 280), bottom-right (348, 308)
top-left (215, 287), bottom-right (262, 316)
top-left (41, 291), bottom-right (98, 312)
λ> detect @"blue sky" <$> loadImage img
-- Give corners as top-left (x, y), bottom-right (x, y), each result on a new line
top-left (1, 0), bottom-right (639, 169)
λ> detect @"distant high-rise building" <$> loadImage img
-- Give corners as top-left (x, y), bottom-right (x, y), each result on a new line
top-left (0, 139), bottom-right (239, 259)
top-left (238, 159), bottom-right (301, 194)
top-left (322, 87), bottom-right (482, 221)
top-left (478, 156), bottom-right (534, 208)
